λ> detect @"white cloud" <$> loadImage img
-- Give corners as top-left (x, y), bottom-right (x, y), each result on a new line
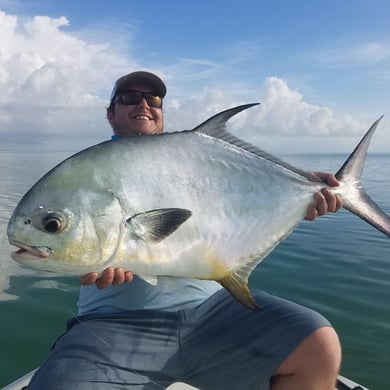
top-left (0, 9), bottom-right (387, 154)
top-left (0, 9), bottom-right (138, 146)
top-left (165, 77), bottom-right (363, 137)
top-left (307, 40), bottom-right (390, 68)
top-left (248, 77), bottom-right (362, 136)
top-left (163, 76), bottom-right (388, 154)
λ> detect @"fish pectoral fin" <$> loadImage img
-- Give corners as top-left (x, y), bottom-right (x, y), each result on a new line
top-left (126, 208), bottom-right (192, 243)
top-left (137, 273), bottom-right (158, 286)
top-left (219, 273), bottom-right (261, 311)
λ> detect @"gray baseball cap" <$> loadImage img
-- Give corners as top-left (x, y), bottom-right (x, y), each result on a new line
top-left (110, 71), bottom-right (167, 102)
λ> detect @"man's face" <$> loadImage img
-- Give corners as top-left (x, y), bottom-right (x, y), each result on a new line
top-left (108, 82), bottom-right (164, 136)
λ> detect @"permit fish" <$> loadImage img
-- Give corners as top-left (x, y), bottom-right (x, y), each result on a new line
top-left (7, 104), bottom-right (390, 309)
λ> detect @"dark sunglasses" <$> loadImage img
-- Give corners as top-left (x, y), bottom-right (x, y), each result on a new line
top-left (113, 91), bottom-right (163, 108)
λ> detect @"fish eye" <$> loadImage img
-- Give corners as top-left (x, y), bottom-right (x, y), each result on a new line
top-left (31, 211), bottom-right (68, 234)
top-left (42, 214), bottom-right (63, 233)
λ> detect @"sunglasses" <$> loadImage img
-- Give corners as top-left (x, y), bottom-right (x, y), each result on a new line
top-left (113, 91), bottom-right (163, 108)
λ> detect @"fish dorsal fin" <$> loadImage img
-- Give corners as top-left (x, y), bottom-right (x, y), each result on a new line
top-left (193, 103), bottom-right (321, 182)
top-left (126, 208), bottom-right (192, 243)
top-left (193, 103), bottom-right (260, 135)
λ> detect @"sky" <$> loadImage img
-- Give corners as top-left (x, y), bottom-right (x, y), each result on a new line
top-left (0, 0), bottom-right (390, 153)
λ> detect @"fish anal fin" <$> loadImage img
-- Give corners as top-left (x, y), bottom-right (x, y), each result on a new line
top-left (219, 273), bottom-right (261, 311)
top-left (126, 208), bottom-right (192, 243)
top-left (137, 273), bottom-right (158, 286)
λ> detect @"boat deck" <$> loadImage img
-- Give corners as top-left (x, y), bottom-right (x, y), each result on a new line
top-left (1, 369), bottom-right (369, 390)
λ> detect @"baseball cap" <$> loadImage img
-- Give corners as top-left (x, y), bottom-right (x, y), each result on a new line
top-left (110, 71), bottom-right (167, 103)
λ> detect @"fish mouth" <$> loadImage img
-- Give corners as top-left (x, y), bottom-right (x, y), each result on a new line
top-left (9, 240), bottom-right (52, 260)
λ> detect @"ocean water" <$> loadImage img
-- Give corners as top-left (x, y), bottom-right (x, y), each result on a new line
top-left (0, 150), bottom-right (389, 389)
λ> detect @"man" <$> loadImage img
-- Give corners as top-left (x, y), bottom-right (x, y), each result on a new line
top-left (29, 71), bottom-right (342, 390)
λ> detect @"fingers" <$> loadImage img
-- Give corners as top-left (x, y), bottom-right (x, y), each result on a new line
top-left (304, 189), bottom-right (343, 221)
top-left (80, 268), bottom-right (134, 289)
top-left (304, 172), bottom-right (344, 221)
top-left (124, 271), bottom-right (134, 283)
top-left (304, 202), bottom-right (318, 221)
top-left (304, 192), bottom-right (327, 220)
top-left (95, 268), bottom-right (132, 289)
top-left (96, 267), bottom-right (116, 289)
top-left (313, 172), bottom-right (340, 187)
top-left (321, 189), bottom-right (335, 213)
top-left (335, 194), bottom-right (343, 211)
top-left (321, 188), bottom-right (343, 212)
top-left (79, 272), bottom-right (99, 285)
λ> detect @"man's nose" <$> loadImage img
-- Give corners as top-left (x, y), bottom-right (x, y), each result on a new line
top-left (137, 97), bottom-right (150, 109)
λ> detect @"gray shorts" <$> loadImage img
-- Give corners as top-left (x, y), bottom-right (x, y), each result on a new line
top-left (28, 289), bottom-right (330, 390)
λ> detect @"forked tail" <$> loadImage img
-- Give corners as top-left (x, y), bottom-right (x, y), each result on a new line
top-left (335, 116), bottom-right (390, 237)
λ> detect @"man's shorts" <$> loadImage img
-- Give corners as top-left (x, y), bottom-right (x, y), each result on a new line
top-left (28, 289), bottom-right (330, 390)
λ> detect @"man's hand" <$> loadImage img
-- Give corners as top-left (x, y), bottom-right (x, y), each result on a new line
top-left (304, 172), bottom-right (343, 221)
top-left (80, 267), bottom-right (134, 289)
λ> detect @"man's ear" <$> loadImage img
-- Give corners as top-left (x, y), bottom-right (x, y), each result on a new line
top-left (106, 107), bottom-right (114, 124)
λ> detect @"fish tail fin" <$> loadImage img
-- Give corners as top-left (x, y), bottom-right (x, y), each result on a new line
top-left (336, 116), bottom-right (390, 237)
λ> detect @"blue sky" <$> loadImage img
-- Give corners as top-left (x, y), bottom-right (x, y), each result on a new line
top-left (0, 0), bottom-right (389, 153)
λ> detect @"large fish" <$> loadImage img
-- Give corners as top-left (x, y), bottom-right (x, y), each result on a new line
top-left (7, 104), bottom-right (390, 309)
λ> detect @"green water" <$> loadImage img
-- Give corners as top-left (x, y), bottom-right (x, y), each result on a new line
top-left (1, 151), bottom-right (389, 389)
